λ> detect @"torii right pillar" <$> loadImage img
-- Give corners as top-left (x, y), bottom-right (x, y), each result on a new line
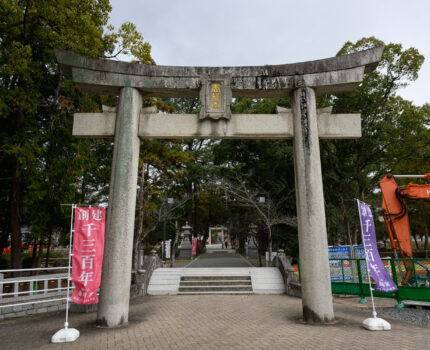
top-left (291, 86), bottom-right (334, 322)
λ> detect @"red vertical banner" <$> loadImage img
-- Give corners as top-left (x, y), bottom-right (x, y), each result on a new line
top-left (191, 237), bottom-right (198, 255)
top-left (71, 207), bottom-right (105, 305)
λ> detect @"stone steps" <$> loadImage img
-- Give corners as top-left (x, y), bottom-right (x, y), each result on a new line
top-left (178, 286), bottom-right (253, 293)
top-left (180, 280), bottom-right (252, 286)
top-left (147, 267), bottom-right (285, 295)
top-left (178, 275), bottom-right (252, 294)
top-left (177, 291), bottom-right (253, 295)
top-left (181, 276), bottom-right (250, 281)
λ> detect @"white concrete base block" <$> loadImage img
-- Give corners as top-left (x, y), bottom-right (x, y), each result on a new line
top-left (51, 327), bottom-right (80, 343)
top-left (362, 315), bottom-right (391, 331)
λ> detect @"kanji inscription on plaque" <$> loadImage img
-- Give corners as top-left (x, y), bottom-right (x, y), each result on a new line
top-left (199, 74), bottom-right (232, 120)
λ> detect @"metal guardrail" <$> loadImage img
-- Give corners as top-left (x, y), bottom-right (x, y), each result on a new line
top-left (0, 267), bottom-right (73, 307)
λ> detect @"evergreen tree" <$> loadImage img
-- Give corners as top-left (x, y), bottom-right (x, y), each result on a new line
top-left (0, 1), bottom-right (154, 268)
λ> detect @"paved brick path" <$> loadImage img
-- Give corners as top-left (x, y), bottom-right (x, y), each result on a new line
top-left (0, 295), bottom-right (427, 350)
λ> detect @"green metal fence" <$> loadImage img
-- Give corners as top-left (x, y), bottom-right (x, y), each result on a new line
top-left (298, 258), bottom-right (430, 308)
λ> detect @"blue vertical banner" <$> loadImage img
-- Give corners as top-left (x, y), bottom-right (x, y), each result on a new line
top-left (357, 200), bottom-right (397, 292)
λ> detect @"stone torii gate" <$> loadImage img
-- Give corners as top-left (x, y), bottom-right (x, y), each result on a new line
top-left (55, 47), bottom-right (383, 327)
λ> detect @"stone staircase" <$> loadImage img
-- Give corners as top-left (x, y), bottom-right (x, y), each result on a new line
top-left (147, 267), bottom-right (285, 295)
top-left (178, 275), bottom-right (252, 295)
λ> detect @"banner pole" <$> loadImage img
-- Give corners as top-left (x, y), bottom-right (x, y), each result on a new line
top-left (64, 204), bottom-right (75, 329)
top-left (51, 204), bottom-right (80, 343)
top-left (361, 231), bottom-right (377, 317)
top-left (356, 199), bottom-right (376, 313)
top-left (357, 199), bottom-right (391, 331)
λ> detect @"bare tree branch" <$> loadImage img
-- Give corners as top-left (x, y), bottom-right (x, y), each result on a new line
top-left (211, 173), bottom-right (297, 264)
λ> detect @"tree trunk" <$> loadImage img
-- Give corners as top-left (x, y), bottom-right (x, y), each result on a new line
top-left (186, 182), bottom-right (193, 226)
top-left (346, 220), bottom-right (352, 246)
top-left (422, 206), bottom-right (429, 259)
top-left (170, 221), bottom-right (179, 268)
top-left (425, 227), bottom-right (429, 259)
top-left (238, 234), bottom-right (244, 254)
top-left (413, 233), bottom-right (419, 250)
top-left (136, 241), bottom-right (143, 270)
top-left (257, 247), bottom-right (262, 267)
top-left (254, 236), bottom-right (262, 267)
top-left (267, 227), bottom-right (272, 267)
top-left (45, 227), bottom-right (53, 268)
top-left (0, 224), bottom-right (8, 260)
top-left (35, 238), bottom-right (44, 275)
top-left (353, 228), bottom-right (358, 245)
top-left (193, 191), bottom-right (199, 237)
top-left (31, 238), bottom-right (37, 268)
top-left (10, 158), bottom-right (22, 271)
top-left (133, 159), bottom-right (145, 271)
top-left (132, 238), bottom-right (139, 271)
top-left (80, 170), bottom-right (87, 203)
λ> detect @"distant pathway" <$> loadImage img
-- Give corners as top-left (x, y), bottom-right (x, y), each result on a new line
top-left (185, 251), bottom-right (254, 268)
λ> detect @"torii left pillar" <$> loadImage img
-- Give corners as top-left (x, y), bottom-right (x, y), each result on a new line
top-left (96, 87), bottom-right (142, 327)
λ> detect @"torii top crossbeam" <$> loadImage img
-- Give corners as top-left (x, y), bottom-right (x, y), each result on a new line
top-left (56, 47), bottom-right (383, 139)
top-left (55, 47), bottom-right (383, 98)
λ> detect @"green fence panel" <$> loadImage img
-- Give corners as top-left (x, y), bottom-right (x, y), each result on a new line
top-left (297, 257), bottom-right (430, 303)
top-left (329, 258), bottom-right (430, 304)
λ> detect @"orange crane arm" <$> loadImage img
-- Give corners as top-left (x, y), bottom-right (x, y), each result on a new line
top-left (379, 173), bottom-right (430, 259)
top-left (398, 183), bottom-right (430, 200)
top-left (379, 175), bottom-right (413, 258)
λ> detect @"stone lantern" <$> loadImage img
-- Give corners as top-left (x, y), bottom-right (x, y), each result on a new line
top-left (178, 222), bottom-right (193, 259)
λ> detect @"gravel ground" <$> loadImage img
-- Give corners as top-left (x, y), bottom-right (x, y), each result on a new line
top-left (379, 306), bottom-right (430, 328)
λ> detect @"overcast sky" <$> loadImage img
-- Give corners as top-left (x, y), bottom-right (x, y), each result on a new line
top-left (109, 0), bottom-right (429, 106)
